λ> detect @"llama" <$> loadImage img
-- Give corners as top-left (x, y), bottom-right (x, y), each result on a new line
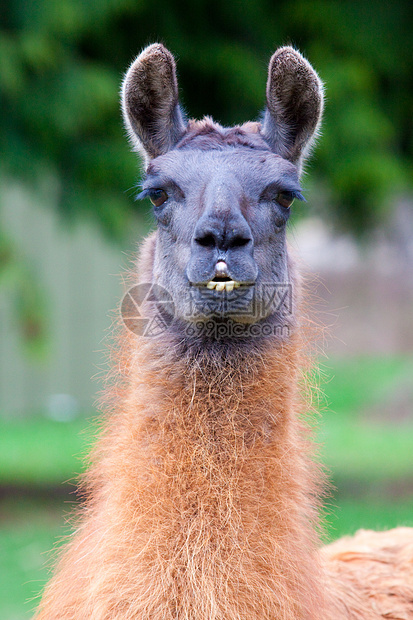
top-left (35, 44), bottom-right (413, 619)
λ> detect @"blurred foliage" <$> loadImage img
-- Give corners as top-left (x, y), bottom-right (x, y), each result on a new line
top-left (0, 229), bottom-right (49, 357)
top-left (1, 0), bottom-right (413, 236)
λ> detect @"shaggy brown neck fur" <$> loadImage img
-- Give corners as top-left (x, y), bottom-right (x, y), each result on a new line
top-left (76, 328), bottom-right (326, 619)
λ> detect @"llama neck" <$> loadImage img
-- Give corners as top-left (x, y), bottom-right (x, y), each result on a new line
top-left (94, 331), bottom-right (326, 619)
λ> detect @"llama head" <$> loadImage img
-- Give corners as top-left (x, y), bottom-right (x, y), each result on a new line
top-left (122, 44), bottom-right (323, 337)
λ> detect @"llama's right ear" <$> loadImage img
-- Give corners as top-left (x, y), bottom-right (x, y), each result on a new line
top-left (121, 44), bottom-right (186, 162)
top-left (261, 47), bottom-right (324, 171)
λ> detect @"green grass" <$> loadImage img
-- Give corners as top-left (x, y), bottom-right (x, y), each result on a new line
top-left (0, 354), bottom-right (412, 618)
top-left (324, 497), bottom-right (413, 541)
top-left (319, 355), bottom-right (413, 420)
top-left (0, 499), bottom-right (69, 620)
top-left (322, 416), bottom-right (413, 482)
top-left (0, 415), bottom-right (96, 485)
top-left (319, 355), bottom-right (413, 484)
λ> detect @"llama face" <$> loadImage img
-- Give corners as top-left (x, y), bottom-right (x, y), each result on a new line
top-left (122, 44), bottom-right (323, 334)
top-left (138, 144), bottom-right (303, 324)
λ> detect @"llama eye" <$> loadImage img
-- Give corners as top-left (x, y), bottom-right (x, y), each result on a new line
top-left (148, 189), bottom-right (168, 208)
top-left (276, 191), bottom-right (295, 209)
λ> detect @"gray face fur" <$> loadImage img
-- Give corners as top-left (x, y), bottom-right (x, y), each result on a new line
top-left (122, 44), bottom-right (323, 331)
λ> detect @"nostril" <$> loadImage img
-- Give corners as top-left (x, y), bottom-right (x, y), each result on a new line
top-left (230, 236), bottom-right (251, 249)
top-left (195, 233), bottom-right (216, 249)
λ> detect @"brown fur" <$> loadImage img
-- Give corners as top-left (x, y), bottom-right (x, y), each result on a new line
top-left (175, 118), bottom-right (270, 152)
top-left (325, 528), bottom-right (413, 618)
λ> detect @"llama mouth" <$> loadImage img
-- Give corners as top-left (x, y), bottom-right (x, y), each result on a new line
top-left (204, 259), bottom-right (242, 292)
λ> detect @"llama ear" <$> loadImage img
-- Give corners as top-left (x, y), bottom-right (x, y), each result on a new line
top-left (121, 43), bottom-right (187, 161)
top-left (261, 47), bottom-right (324, 170)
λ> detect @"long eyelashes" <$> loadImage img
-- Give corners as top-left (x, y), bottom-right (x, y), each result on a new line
top-left (275, 190), bottom-right (306, 209)
top-left (135, 188), bottom-right (306, 209)
top-left (135, 188), bottom-right (169, 208)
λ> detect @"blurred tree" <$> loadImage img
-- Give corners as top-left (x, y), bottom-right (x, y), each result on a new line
top-left (1, 0), bottom-right (412, 239)
top-left (0, 227), bottom-right (49, 357)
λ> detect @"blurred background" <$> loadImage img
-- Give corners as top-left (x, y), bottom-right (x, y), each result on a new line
top-left (1, 0), bottom-right (413, 617)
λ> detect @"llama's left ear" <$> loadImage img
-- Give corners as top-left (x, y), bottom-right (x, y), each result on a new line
top-left (122, 43), bottom-right (187, 162)
top-left (261, 47), bottom-right (324, 171)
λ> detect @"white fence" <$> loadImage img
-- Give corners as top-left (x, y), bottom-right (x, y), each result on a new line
top-left (0, 178), bottom-right (143, 417)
